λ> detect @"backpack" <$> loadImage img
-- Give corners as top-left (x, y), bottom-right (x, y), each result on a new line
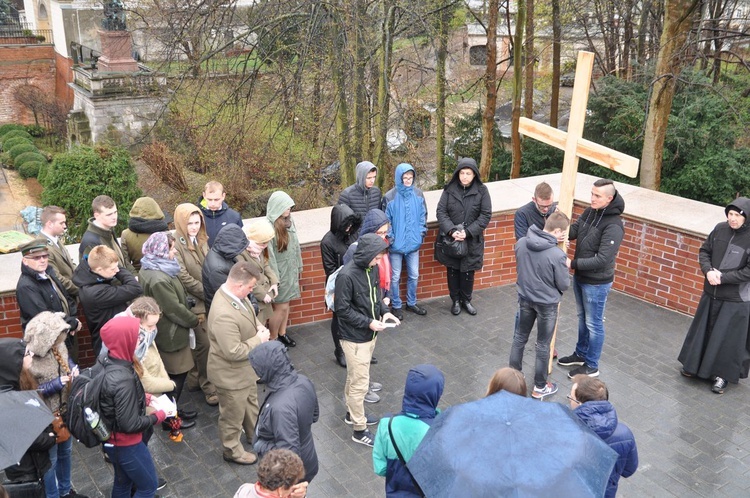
top-left (65, 362), bottom-right (109, 448)
top-left (325, 266), bottom-right (343, 311)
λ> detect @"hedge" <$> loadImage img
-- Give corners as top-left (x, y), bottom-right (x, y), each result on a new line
top-left (1, 136), bottom-right (32, 152)
top-left (14, 152), bottom-right (47, 168)
top-left (1, 129), bottom-right (33, 143)
top-left (8, 143), bottom-right (39, 159)
top-left (18, 161), bottom-right (43, 179)
top-left (0, 124), bottom-right (25, 138)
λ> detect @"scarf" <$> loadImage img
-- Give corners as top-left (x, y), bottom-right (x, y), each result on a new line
top-left (140, 232), bottom-right (181, 277)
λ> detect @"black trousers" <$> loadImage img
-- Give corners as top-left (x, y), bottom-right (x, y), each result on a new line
top-left (166, 372), bottom-right (188, 404)
top-left (447, 268), bottom-right (475, 302)
top-left (330, 312), bottom-right (343, 354)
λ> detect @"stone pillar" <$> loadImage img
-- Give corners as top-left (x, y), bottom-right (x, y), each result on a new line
top-left (96, 29), bottom-right (138, 73)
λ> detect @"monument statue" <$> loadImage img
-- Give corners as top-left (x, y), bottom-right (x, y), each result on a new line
top-left (102, 0), bottom-right (127, 31)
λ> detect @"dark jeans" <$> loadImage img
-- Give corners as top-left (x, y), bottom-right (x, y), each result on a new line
top-left (446, 268), bottom-right (475, 302)
top-left (509, 297), bottom-right (558, 389)
top-left (331, 311), bottom-right (343, 354)
top-left (104, 443), bottom-right (158, 498)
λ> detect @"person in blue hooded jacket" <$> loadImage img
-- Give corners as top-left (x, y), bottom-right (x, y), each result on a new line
top-left (570, 375), bottom-right (638, 498)
top-left (381, 164), bottom-right (428, 320)
top-left (372, 364), bottom-right (445, 497)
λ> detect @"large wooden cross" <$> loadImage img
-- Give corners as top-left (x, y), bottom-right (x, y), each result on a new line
top-left (518, 51), bottom-right (640, 372)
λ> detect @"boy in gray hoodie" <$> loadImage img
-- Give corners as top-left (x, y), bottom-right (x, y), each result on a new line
top-left (509, 211), bottom-right (571, 399)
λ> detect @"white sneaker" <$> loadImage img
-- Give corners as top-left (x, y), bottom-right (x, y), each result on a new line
top-left (531, 382), bottom-right (558, 399)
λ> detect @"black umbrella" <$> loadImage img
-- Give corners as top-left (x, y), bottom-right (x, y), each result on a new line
top-left (0, 390), bottom-right (54, 470)
top-left (408, 391), bottom-right (618, 497)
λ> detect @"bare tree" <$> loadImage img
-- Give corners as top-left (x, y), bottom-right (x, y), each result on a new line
top-left (479, 0), bottom-right (499, 182)
top-left (510, 0), bottom-right (525, 179)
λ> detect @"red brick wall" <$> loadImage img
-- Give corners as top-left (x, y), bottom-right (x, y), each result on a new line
top-left (0, 45), bottom-right (56, 125)
top-left (0, 207), bottom-right (707, 365)
top-left (55, 52), bottom-right (75, 110)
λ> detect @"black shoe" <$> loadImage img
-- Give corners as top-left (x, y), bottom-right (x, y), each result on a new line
top-left (712, 377), bottom-right (727, 394)
top-left (60, 490), bottom-right (89, 498)
top-left (157, 478), bottom-right (167, 490)
top-left (406, 304), bottom-right (427, 316)
top-left (335, 350), bottom-right (347, 368)
top-left (461, 301), bottom-right (477, 315)
top-left (567, 365), bottom-right (600, 379)
top-left (179, 409), bottom-right (198, 421)
top-left (370, 356), bottom-right (378, 365)
top-left (391, 307), bottom-right (403, 320)
top-left (162, 417), bottom-right (196, 430)
top-left (451, 300), bottom-right (461, 315)
top-left (557, 353), bottom-right (585, 367)
top-left (278, 334), bottom-right (296, 347)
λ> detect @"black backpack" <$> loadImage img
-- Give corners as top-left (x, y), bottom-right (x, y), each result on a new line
top-left (65, 362), bottom-right (109, 448)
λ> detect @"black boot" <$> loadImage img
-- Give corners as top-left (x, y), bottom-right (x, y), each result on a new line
top-left (335, 349), bottom-right (347, 368)
top-left (451, 300), bottom-right (461, 315)
top-left (461, 300), bottom-right (477, 316)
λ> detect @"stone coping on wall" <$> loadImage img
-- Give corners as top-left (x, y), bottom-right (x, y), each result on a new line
top-left (0, 172), bottom-right (724, 296)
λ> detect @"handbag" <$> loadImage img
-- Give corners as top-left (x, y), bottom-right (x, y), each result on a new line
top-left (439, 233), bottom-right (468, 259)
top-left (388, 416), bottom-right (426, 498)
top-left (51, 410), bottom-right (71, 443)
top-left (2, 478), bottom-right (45, 498)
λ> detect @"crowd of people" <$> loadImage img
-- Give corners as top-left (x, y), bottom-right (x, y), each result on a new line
top-left (4, 159), bottom-right (746, 497)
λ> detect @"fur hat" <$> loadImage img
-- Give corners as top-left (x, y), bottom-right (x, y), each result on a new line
top-left (243, 220), bottom-right (275, 243)
top-left (24, 311), bottom-right (70, 356)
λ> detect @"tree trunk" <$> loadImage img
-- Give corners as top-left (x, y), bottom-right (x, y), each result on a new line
top-left (550, 0), bottom-right (561, 128)
top-left (330, 15), bottom-right (354, 187)
top-left (351, 0), bottom-right (368, 161)
top-left (510, 0), bottom-right (525, 179)
top-left (435, 1), bottom-right (451, 187)
top-left (373, 2), bottom-right (396, 190)
top-left (637, 0), bottom-right (652, 66)
top-left (479, 0), bottom-right (499, 182)
top-left (640, 0), bottom-right (700, 191)
top-left (523, 0), bottom-right (534, 119)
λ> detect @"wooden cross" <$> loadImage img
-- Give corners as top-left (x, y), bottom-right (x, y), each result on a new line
top-left (517, 51), bottom-right (640, 372)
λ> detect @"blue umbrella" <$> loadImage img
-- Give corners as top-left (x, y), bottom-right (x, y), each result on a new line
top-left (408, 391), bottom-right (618, 497)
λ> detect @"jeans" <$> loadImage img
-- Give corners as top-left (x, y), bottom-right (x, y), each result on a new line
top-left (44, 437), bottom-right (72, 498)
top-left (390, 251), bottom-right (420, 309)
top-left (103, 442), bottom-right (158, 498)
top-left (509, 298), bottom-right (558, 389)
top-left (573, 277), bottom-right (612, 370)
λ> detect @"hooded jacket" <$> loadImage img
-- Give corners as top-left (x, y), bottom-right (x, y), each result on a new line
top-left (383, 163), bottom-right (427, 255)
top-left (202, 224), bottom-right (249, 310)
top-left (266, 191), bottom-right (303, 303)
top-left (198, 197), bottom-right (243, 248)
top-left (335, 233), bottom-right (389, 343)
top-left (569, 189), bottom-right (625, 284)
top-left (24, 311), bottom-right (76, 413)
top-left (515, 225), bottom-right (570, 305)
top-left (698, 197), bottom-right (750, 302)
top-left (0, 338), bottom-right (55, 482)
top-left (249, 341), bottom-right (319, 483)
top-left (173, 203), bottom-right (209, 315)
top-left (99, 316), bottom-right (164, 447)
top-left (575, 401), bottom-right (638, 498)
top-left (373, 365), bottom-right (445, 497)
top-left (73, 258), bottom-right (143, 355)
top-left (320, 203), bottom-right (362, 278)
top-left (120, 197), bottom-right (170, 272)
top-left (514, 200), bottom-right (558, 241)
top-left (17, 263), bottom-right (79, 332)
top-left (435, 158), bottom-right (492, 272)
top-left (343, 209), bottom-right (392, 292)
top-left (338, 161), bottom-right (383, 217)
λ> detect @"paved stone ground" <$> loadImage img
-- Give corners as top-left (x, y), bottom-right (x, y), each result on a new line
top-left (16, 285), bottom-right (750, 497)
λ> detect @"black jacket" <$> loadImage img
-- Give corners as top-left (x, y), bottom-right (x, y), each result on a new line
top-left (320, 204), bottom-right (361, 278)
top-left (16, 263), bottom-right (78, 331)
top-left (569, 191), bottom-right (625, 284)
top-left (73, 259), bottom-right (143, 355)
top-left (335, 234), bottom-right (389, 343)
top-left (249, 341), bottom-right (319, 483)
top-left (514, 200), bottom-right (558, 241)
top-left (0, 338), bottom-right (55, 482)
top-left (435, 159), bottom-right (492, 272)
top-left (99, 355), bottom-right (157, 442)
top-left (338, 161), bottom-right (382, 218)
top-left (198, 198), bottom-right (244, 248)
top-left (698, 197), bottom-right (750, 302)
top-left (202, 224), bottom-right (249, 310)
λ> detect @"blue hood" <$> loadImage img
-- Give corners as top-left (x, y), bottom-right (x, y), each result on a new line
top-left (574, 400), bottom-right (618, 440)
top-left (401, 364), bottom-right (445, 419)
top-left (359, 209), bottom-right (389, 237)
top-left (395, 163), bottom-right (415, 198)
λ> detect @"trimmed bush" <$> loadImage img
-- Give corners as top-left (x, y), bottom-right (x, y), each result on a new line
top-left (0, 124), bottom-right (25, 138)
top-left (14, 151), bottom-right (47, 168)
top-left (25, 124), bottom-right (45, 137)
top-left (1, 136), bottom-right (32, 152)
top-left (18, 161), bottom-right (43, 179)
top-left (37, 161), bottom-right (49, 184)
top-left (9, 143), bottom-right (38, 159)
top-left (0, 152), bottom-right (11, 168)
top-left (42, 145), bottom-right (142, 240)
top-left (1, 129), bottom-right (33, 143)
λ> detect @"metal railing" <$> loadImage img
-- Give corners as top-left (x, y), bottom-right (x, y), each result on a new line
top-left (0, 23), bottom-right (52, 44)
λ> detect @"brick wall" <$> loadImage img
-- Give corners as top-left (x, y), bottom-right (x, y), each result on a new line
top-left (55, 52), bottom-right (75, 110)
top-left (0, 45), bottom-right (56, 125)
top-left (0, 206), bottom-right (706, 366)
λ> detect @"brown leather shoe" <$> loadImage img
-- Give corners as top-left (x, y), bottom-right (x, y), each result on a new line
top-left (205, 392), bottom-right (219, 406)
top-left (223, 452), bottom-right (257, 465)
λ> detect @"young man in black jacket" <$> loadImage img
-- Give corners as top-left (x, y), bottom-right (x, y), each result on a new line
top-left (558, 179), bottom-right (625, 379)
top-left (335, 233), bottom-right (399, 447)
